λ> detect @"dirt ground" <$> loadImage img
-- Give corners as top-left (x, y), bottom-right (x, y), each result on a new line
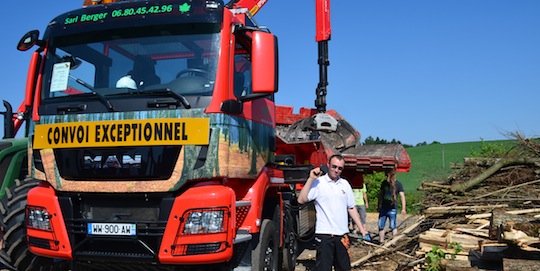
top-left (295, 212), bottom-right (415, 271)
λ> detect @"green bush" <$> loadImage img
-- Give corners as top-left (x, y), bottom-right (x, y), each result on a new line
top-left (364, 172), bottom-right (384, 212)
top-left (470, 138), bottom-right (515, 158)
top-left (425, 242), bottom-right (463, 271)
top-left (364, 172), bottom-right (422, 214)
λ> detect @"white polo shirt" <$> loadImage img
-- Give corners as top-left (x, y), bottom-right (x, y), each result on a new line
top-left (307, 174), bottom-right (355, 235)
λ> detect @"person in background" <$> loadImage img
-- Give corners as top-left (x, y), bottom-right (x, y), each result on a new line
top-left (298, 154), bottom-right (368, 271)
top-left (352, 183), bottom-right (369, 235)
top-left (377, 169), bottom-right (406, 244)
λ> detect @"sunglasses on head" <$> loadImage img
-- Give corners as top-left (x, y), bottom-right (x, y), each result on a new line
top-left (331, 164), bottom-right (344, 171)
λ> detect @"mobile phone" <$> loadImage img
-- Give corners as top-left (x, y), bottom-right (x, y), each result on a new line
top-left (319, 165), bottom-right (328, 175)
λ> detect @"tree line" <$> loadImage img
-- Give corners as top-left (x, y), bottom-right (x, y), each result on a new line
top-left (363, 136), bottom-right (440, 148)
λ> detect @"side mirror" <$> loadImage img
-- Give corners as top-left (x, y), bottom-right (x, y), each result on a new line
top-left (220, 99), bottom-right (243, 114)
top-left (251, 31), bottom-right (278, 93)
top-left (17, 30), bottom-right (41, 51)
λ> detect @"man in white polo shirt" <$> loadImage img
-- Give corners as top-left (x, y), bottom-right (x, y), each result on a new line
top-left (298, 154), bottom-right (368, 271)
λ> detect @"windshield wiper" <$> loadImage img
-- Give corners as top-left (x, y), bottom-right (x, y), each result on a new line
top-left (57, 92), bottom-right (116, 112)
top-left (69, 75), bottom-right (94, 91)
top-left (90, 92), bottom-right (115, 111)
top-left (138, 88), bottom-right (192, 109)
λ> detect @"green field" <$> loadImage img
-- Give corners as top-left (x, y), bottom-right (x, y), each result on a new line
top-left (396, 140), bottom-right (516, 193)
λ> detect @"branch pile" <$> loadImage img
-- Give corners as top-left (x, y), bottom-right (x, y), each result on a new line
top-left (413, 135), bottom-right (540, 270)
top-left (419, 135), bottom-right (540, 203)
top-left (345, 136), bottom-right (540, 271)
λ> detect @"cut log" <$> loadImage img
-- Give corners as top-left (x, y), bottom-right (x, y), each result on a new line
top-left (423, 204), bottom-right (508, 215)
top-left (503, 258), bottom-right (540, 271)
top-left (489, 209), bottom-right (540, 239)
top-left (502, 228), bottom-right (540, 249)
top-left (443, 259), bottom-right (474, 271)
top-left (507, 208), bottom-right (540, 215)
top-left (468, 208), bottom-right (540, 221)
top-left (418, 228), bottom-right (489, 251)
top-left (453, 228), bottom-right (490, 238)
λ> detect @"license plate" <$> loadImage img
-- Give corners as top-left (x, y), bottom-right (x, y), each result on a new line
top-left (88, 223), bottom-right (136, 236)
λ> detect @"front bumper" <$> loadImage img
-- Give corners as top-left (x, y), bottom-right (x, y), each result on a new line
top-left (26, 183), bottom-right (237, 266)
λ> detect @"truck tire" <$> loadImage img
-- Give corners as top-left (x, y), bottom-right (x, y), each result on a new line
top-left (281, 209), bottom-right (298, 271)
top-left (0, 178), bottom-right (69, 271)
top-left (252, 219), bottom-right (278, 271)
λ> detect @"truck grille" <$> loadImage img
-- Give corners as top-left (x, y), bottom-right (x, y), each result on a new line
top-left (58, 193), bottom-right (174, 263)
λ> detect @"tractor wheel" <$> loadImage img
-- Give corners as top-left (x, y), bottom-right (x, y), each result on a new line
top-left (0, 178), bottom-right (69, 271)
top-left (252, 219), bottom-right (278, 271)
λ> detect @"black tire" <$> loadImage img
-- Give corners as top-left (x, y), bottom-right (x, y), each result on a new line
top-left (252, 219), bottom-right (278, 271)
top-left (281, 209), bottom-right (298, 271)
top-left (0, 178), bottom-right (69, 271)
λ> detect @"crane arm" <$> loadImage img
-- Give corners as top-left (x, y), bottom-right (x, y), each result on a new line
top-left (315, 0), bottom-right (331, 42)
top-left (315, 0), bottom-right (331, 112)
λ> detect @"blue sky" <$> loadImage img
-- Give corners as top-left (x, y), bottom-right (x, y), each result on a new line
top-left (2, 1), bottom-right (539, 145)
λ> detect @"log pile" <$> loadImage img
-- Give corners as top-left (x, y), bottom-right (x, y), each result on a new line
top-left (349, 136), bottom-right (540, 270)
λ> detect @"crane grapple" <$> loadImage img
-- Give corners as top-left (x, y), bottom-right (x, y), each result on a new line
top-left (276, 106), bottom-right (410, 186)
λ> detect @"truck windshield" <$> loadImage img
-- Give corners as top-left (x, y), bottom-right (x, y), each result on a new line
top-left (42, 24), bottom-right (220, 101)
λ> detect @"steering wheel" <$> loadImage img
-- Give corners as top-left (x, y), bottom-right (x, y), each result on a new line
top-left (176, 68), bottom-right (209, 78)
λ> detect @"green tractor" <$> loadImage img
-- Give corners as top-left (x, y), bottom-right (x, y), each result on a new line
top-left (0, 101), bottom-right (68, 270)
top-left (0, 137), bottom-right (30, 270)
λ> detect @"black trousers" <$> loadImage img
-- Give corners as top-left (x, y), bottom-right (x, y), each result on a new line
top-left (314, 234), bottom-right (351, 271)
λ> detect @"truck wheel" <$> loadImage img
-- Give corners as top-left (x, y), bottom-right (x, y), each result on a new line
top-left (0, 178), bottom-right (69, 271)
top-left (281, 229), bottom-right (298, 271)
top-left (252, 219), bottom-right (278, 271)
top-left (283, 228), bottom-right (298, 271)
top-left (281, 210), bottom-right (298, 271)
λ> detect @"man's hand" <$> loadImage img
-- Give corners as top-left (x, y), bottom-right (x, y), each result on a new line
top-left (401, 209), bottom-right (407, 215)
top-left (297, 167), bottom-right (321, 204)
top-left (309, 167), bottom-right (323, 179)
top-left (360, 228), bottom-right (368, 238)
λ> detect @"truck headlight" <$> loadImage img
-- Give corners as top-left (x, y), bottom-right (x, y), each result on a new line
top-left (183, 208), bottom-right (225, 234)
top-left (26, 206), bottom-right (52, 231)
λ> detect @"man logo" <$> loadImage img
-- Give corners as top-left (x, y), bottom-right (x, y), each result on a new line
top-left (84, 154), bottom-right (142, 169)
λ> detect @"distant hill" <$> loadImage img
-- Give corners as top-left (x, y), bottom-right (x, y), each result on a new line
top-left (397, 140), bottom-right (516, 192)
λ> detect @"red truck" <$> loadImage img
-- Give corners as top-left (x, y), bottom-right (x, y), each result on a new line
top-left (0, 0), bottom-right (410, 270)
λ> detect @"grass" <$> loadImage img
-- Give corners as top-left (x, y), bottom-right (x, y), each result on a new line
top-left (397, 140), bottom-right (516, 193)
